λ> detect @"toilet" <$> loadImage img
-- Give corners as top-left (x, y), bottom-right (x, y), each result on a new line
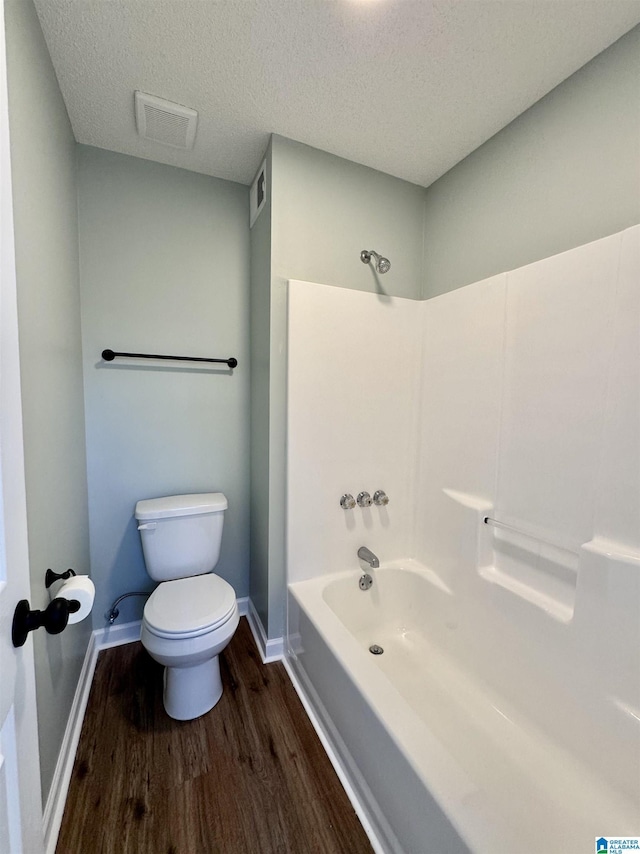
top-left (135, 492), bottom-right (239, 721)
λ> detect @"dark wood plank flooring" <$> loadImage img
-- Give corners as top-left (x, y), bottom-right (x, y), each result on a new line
top-left (56, 618), bottom-right (373, 854)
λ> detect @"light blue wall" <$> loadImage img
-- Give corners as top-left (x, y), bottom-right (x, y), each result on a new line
top-left (249, 141), bottom-right (272, 631)
top-left (271, 135), bottom-right (425, 299)
top-left (5, 0), bottom-right (91, 804)
top-left (78, 146), bottom-right (250, 627)
top-left (250, 136), bottom-right (425, 638)
top-left (422, 25), bottom-right (640, 297)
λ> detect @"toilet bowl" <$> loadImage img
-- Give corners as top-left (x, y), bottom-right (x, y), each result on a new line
top-left (135, 492), bottom-right (239, 720)
top-left (141, 573), bottom-right (239, 719)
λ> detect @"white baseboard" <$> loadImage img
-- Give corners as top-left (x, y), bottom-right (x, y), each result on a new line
top-left (42, 629), bottom-right (99, 854)
top-left (246, 599), bottom-right (284, 663)
top-left (95, 618), bottom-right (141, 650)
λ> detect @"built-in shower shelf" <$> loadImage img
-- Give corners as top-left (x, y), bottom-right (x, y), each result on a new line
top-left (479, 564), bottom-right (574, 624)
top-left (480, 514), bottom-right (579, 623)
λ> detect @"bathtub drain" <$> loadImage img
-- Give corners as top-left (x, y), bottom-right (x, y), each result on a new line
top-left (369, 644), bottom-right (384, 655)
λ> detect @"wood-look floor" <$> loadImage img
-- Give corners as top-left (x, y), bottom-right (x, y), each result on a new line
top-left (56, 618), bottom-right (372, 854)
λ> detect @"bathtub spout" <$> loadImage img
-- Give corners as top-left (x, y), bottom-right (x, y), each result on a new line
top-left (358, 546), bottom-right (379, 568)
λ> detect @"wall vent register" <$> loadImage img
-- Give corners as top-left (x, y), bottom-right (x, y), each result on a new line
top-left (250, 158), bottom-right (267, 227)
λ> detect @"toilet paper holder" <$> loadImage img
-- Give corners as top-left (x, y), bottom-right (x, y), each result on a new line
top-left (45, 567), bottom-right (76, 588)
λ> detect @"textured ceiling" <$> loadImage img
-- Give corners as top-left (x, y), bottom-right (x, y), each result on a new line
top-left (33, 1), bottom-right (640, 187)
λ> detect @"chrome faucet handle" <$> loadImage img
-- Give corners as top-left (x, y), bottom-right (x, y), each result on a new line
top-left (340, 493), bottom-right (356, 510)
top-left (357, 491), bottom-right (372, 507)
top-left (373, 490), bottom-right (389, 506)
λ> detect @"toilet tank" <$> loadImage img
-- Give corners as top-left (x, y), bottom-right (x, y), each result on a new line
top-left (135, 493), bottom-right (227, 582)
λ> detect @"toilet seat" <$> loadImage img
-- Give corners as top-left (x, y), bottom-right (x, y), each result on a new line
top-left (144, 574), bottom-right (236, 639)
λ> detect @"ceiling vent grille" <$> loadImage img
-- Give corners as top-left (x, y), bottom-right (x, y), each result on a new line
top-left (134, 91), bottom-right (198, 150)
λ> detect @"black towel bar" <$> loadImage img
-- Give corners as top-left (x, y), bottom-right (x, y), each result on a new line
top-left (101, 349), bottom-right (237, 368)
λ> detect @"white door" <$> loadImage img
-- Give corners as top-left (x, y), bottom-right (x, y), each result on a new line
top-left (0, 2), bottom-right (44, 851)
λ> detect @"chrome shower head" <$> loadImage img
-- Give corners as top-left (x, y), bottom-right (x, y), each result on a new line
top-left (376, 255), bottom-right (391, 274)
top-left (360, 249), bottom-right (391, 274)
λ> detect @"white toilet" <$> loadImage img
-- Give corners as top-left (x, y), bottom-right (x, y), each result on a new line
top-left (135, 492), bottom-right (239, 721)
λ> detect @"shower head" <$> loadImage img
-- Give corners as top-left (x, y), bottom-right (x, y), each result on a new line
top-left (360, 249), bottom-right (391, 274)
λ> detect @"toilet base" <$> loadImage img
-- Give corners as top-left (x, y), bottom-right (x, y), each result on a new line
top-left (163, 654), bottom-right (223, 720)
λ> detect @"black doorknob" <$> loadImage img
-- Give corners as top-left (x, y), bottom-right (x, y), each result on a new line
top-left (12, 597), bottom-right (80, 648)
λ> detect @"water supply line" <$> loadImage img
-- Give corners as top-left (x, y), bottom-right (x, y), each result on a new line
top-left (106, 591), bottom-right (150, 624)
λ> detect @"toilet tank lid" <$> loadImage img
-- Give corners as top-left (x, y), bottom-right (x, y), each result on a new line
top-left (135, 492), bottom-right (227, 520)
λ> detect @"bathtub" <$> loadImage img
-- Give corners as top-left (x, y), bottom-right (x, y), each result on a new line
top-left (286, 563), bottom-right (638, 854)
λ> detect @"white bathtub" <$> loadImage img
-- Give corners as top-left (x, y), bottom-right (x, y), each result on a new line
top-left (287, 563), bottom-right (639, 854)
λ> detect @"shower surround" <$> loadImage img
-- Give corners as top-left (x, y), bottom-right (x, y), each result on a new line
top-left (285, 226), bottom-right (640, 853)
